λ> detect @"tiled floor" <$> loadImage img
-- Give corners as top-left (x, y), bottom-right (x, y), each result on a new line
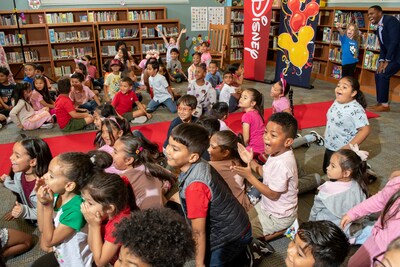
top-left (1, 69), bottom-right (399, 266)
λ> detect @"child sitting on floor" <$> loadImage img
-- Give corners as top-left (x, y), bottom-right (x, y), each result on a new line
top-left (205, 61), bottom-right (223, 91)
top-left (31, 75), bottom-right (55, 114)
top-left (55, 77), bottom-right (93, 132)
top-left (166, 48), bottom-right (187, 83)
top-left (22, 63), bottom-right (36, 89)
top-left (200, 41), bottom-right (212, 67)
top-left (187, 63), bottom-right (216, 118)
top-left (233, 112), bottom-right (298, 239)
top-left (111, 77), bottom-right (151, 124)
top-left (187, 52), bottom-right (201, 83)
top-left (104, 59), bottom-right (123, 102)
top-left (10, 83), bottom-right (54, 130)
top-left (0, 66), bottom-right (15, 120)
top-left (271, 74), bottom-right (293, 114)
top-left (69, 73), bottom-right (100, 113)
top-left (146, 61), bottom-right (176, 114)
top-left (219, 71), bottom-right (242, 113)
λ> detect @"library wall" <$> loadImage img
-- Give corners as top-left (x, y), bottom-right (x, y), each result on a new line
top-left (0, 0), bottom-right (223, 56)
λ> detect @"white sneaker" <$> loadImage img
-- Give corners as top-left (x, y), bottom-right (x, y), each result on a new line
top-left (130, 116), bottom-right (148, 124)
top-left (6, 117), bottom-right (12, 124)
top-left (310, 130), bottom-right (325, 146)
top-left (40, 122), bottom-right (54, 129)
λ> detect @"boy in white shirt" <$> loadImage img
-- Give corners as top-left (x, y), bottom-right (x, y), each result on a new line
top-left (146, 61), bottom-right (176, 113)
top-left (219, 71), bottom-right (241, 113)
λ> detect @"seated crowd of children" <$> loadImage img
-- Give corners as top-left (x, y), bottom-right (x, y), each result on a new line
top-left (0, 34), bottom-right (399, 267)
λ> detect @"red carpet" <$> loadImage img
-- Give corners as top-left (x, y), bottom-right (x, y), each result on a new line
top-left (0, 101), bottom-right (379, 175)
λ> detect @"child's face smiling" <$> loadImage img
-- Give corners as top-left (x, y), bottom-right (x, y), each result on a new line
top-left (165, 137), bottom-right (194, 172)
top-left (119, 81), bottom-right (131, 94)
top-left (192, 54), bottom-right (201, 65)
top-left (10, 142), bottom-right (34, 174)
top-left (208, 64), bottom-right (218, 75)
top-left (285, 234), bottom-right (315, 267)
top-left (207, 135), bottom-right (228, 161)
top-left (101, 124), bottom-right (121, 146)
top-left (177, 104), bottom-right (193, 122)
top-left (195, 66), bottom-right (206, 81)
top-left (170, 51), bottom-right (179, 60)
top-left (335, 78), bottom-right (356, 104)
top-left (346, 25), bottom-right (355, 39)
top-left (44, 157), bottom-right (71, 195)
top-left (263, 121), bottom-right (291, 157)
top-left (34, 79), bottom-right (45, 91)
top-left (0, 73), bottom-right (7, 84)
top-left (71, 78), bottom-right (82, 90)
top-left (146, 64), bottom-right (157, 77)
top-left (112, 139), bottom-right (131, 171)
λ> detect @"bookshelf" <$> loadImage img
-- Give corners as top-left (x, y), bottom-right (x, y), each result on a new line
top-left (310, 7), bottom-right (400, 101)
top-left (267, 7), bottom-right (281, 67)
top-left (0, 7), bottom-right (179, 81)
top-left (225, 6), bottom-right (244, 64)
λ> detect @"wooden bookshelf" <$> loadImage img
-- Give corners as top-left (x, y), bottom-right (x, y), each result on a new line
top-left (225, 6), bottom-right (244, 65)
top-left (0, 7), bottom-right (179, 81)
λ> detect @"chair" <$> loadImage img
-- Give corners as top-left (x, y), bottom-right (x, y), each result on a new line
top-left (207, 24), bottom-right (229, 69)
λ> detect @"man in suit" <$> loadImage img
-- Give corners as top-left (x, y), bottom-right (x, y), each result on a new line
top-left (367, 5), bottom-right (400, 112)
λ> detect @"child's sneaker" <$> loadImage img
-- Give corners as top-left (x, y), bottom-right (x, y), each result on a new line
top-left (366, 165), bottom-right (378, 184)
top-left (40, 122), bottom-right (54, 129)
top-left (310, 130), bottom-right (325, 146)
top-left (247, 193), bottom-right (261, 206)
top-left (130, 116), bottom-right (148, 124)
top-left (251, 238), bottom-right (275, 255)
top-left (6, 117), bottom-right (12, 124)
top-left (296, 133), bottom-right (310, 148)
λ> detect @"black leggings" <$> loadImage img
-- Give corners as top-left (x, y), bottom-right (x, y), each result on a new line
top-left (31, 252), bottom-right (59, 267)
top-left (342, 63), bottom-right (357, 78)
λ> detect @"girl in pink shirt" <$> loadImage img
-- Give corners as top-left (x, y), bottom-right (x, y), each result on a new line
top-left (238, 88), bottom-right (265, 156)
top-left (31, 75), bottom-right (55, 114)
top-left (341, 171), bottom-right (400, 266)
top-left (271, 75), bottom-right (293, 114)
top-left (200, 41), bottom-right (212, 67)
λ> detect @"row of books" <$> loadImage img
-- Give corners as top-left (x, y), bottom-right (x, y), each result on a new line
top-left (6, 50), bottom-right (39, 63)
top-left (0, 15), bottom-right (17, 26)
top-left (230, 36), bottom-right (243, 48)
top-left (128, 11), bottom-right (157, 21)
top-left (364, 51), bottom-right (380, 70)
top-left (230, 11), bottom-right (244, 22)
top-left (322, 27), bottom-right (332, 43)
top-left (54, 66), bottom-right (72, 77)
top-left (328, 47), bottom-right (342, 63)
top-left (101, 45), bottom-right (135, 56)
top-left (231, 23), bottom-right (244, 35)
top-left (271, 36), bottom-right (278, 50)
top-left (48, 29), bottom-right (91, 43)
top-left (0, 32), bottom-right (27, 46)
top-left (51, 47), bottom-right (93, 60)
top-left (271, 10), bottom-right (280, 22)
top-left (99, 28), bottom-right (139, 40)
top-left (46, 13), bottom-right (74, 24)
top-left (334, 10), bottom-right (365, 28)
top-left (311, 61), bottom-right (322, 74)
top-left (230, 48), bottom-right (243, 61)
top-left (87, 11), bottom-right (118, 22)
top-left (364, 33), bottom-right (380, 51)
top-left (141, 43), bottom-right (165, 54)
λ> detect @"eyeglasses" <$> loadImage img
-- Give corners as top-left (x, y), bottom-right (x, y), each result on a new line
top-left (373, 252), bottom-right (388, 267)
top-left (177, 106), bottom-right (192, 112)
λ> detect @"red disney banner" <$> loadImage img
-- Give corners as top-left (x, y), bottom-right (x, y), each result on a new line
top-left (243, 0), bottom-right (273, 81)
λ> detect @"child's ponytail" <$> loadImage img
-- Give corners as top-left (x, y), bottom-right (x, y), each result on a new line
top-left (288, 88), bottom-right (294, 116)
top-left (343, 76), bottom-right (367, 108)
top-left (212, 130), bottom-right (245, 166)
top-left (118, 135), bottom-right (176, 184)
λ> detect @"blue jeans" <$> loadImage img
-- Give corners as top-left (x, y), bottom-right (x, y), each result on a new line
top-left (146, 98), bottom-right (177, 113)
top-left (79, 100), bottom-right (98, 112)
top-left (207, 225), bottom-right (252, 267)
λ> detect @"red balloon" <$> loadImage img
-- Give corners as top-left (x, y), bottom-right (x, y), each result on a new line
top-left (290, 13), bottom-right (305, 33)
top-left (304, 2), bottom-right (319, 17)
top-left (287, 0), bottom-right (300, 13)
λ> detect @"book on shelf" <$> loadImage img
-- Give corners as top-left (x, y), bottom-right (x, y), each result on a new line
top-left (0, 32), bottom-right (5, 46)
top-left (311, 61), bottom-right (321, 74)
top-left (271, 10), bottom-right (279, 22)
top-left (52, 46), bottom-right (93, 60)
top-left (354, 12), bottom-right (365, 28)
top-left (231, 23), bottom-right (244, 35)
top-left (163, 26), bottom-right (178, 37)
top-left (230, 36), bottom-right (244, 48)
top-left (46, 13), bottom-right (74, 24)
top-left (318, 11), bottom-right (330, 25)
top-left (329, 47), bottom-right (342, 63)
top-left (331, 65), bottom-right (342, 79)
top-left (156, 24), bottom-right (163, 37)
top-left (322, 27), bottom-right (331, 42)
top-left (99, 28), bottom-right (139, 40)
top-left (54, 65), bottom-right (72, 77)
top-left (269, 25), bottom-right (279, 36)
top-left (230, 48), bottom-right (243, 61)
top-left (79, 15), bottom-right (88, 22)
top-left (128, 10), bottom-right (157, 21)
top-left (272, 36), bottom-right (278, 49)
top-left (366, 33), bottom-right (380, 50)
top-left (231, 10), bottom-right (244, 22)
top-left (330, 31), bottom-right (341, 45)
top-left (89, 11), bottom-right (118, 22)
top-left (0, 14), bottom-right (17, 26)
top-left (363, 50), bottom-right (379, 70)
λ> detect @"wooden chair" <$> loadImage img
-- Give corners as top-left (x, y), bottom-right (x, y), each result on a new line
top-left (207, 24), bottom-right (230, 69)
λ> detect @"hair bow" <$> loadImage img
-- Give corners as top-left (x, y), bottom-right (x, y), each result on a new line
top-left (280, 73), bottom-right (287, 94)
top-left (349, 144), bottom-right (369, 162)
top-left (74, 58), bottom-right (88, 66)
top-left (120, 175), bottom-right (130, 186)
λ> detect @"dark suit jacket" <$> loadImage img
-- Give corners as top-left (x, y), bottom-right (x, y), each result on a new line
top-left (378, 15), bottom-right (400, 64)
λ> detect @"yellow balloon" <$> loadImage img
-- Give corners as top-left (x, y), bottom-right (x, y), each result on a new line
top-left (298, 26), bottom-right (314, 45)
top-left (290, 43), bottom-right (308, 68)
top-left (278, 33), bottom-right (294, 51)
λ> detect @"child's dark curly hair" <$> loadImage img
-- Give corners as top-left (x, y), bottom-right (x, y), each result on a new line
top-left (114, 208), bottom-right (195, 267)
